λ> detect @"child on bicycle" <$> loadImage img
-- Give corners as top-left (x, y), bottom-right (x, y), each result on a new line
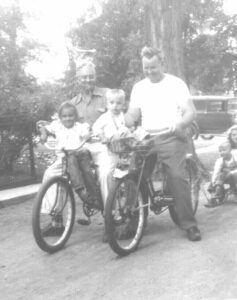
top-left (39, 102), bottom-right (100, 235)
top-left (207, 141), bottom-right (237, 207)
top-left (93, 89), bottom-right (148, 145)
top-left (92, 89), bottom-right (149, 242)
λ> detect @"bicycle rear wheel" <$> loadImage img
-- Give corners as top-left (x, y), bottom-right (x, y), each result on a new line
top-left (32, 176), bottom-right (75, 253)
top-left (105, 176), bottom-right (148, 256)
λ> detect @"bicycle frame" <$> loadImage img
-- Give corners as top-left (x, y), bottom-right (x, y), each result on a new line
top-left (41, 139), bottom-right (104, 218)
top-left (113, 148), bottom-right (175, 215)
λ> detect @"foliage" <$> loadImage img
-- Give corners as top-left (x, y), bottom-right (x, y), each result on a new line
top-left (0, 1), bottom-right (60, 172)
top-left (65, 0), bottom-right (237, 95)
top-left (184, 0), bottom-right (237, 93)
top-left (66, 0), bottom-right (146, 97)
top-left (0, 2), bottom-right (60, 122)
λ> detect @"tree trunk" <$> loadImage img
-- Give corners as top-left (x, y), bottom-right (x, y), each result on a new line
top-left (146, 0), bottom-right (186, 79)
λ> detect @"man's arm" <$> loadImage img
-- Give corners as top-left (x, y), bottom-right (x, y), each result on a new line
top-left (174, 97), bottom-right (196, 133)
top-left (125, 107), bottom-right (142, 128)
top-left (125, 84), bottom-right (142, 128)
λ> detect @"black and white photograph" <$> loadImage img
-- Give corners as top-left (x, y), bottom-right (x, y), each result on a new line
top-left (0, 0), bottom-right (237, 299)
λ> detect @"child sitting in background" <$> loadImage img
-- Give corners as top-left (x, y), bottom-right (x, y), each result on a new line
top-left (227, 125), bottom-right (237, 150)
top-left (207, 141), bottom-right (237, 207)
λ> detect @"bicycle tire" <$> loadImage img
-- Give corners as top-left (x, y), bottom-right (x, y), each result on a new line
top-left (32, 176), bottom-right (75, 253)
top-left (105, 176), bottom-right (148, 256)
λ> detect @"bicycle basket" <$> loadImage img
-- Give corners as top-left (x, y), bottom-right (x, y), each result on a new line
top-left (108, 137), bottom-right (136, 154)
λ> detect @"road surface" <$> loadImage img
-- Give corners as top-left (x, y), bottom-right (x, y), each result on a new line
top-left (1, 195), bottom-right (237, 300)
top-left (1, 136), bottom-right (237, 300)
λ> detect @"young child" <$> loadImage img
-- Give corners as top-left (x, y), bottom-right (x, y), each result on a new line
top-left (227, 125), bottom-right (237, 149)
top-left (207, 141), bottom-right (237, 207)
top-left (92, 89), bottom-right (128, 140)
top-left (92, 89), bottom-right (148, 242)
top-left (93, 89), bottom-right (148, 144)
top-left (39, 102), bottom-right (100, 235)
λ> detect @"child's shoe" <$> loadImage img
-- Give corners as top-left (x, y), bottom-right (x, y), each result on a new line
top-left (227, 192), bottom-right (237, 203)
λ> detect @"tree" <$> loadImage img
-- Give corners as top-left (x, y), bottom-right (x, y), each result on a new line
top-left (66, 0), bottom-right (146, 96)
top-left (145, 0), bottom-right (186, 78)
top-left (64, 0), bottom-right (237, 95)
top-left (184, 0), bottom-right (237, 93)
top-left (0, 1), bottom-right (58, 172)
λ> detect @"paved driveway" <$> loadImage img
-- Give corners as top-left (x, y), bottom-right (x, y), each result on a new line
top-left (1, 195), bottom-right (237, 300)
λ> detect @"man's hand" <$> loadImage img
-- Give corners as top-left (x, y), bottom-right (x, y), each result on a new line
top-left (36, 120), bottom-right (50, 130)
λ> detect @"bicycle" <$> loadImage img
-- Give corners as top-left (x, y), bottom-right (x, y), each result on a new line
top-left (32, 137), bottom-right (104, 253)
top-left (104, 130), bottom-right (205, 256)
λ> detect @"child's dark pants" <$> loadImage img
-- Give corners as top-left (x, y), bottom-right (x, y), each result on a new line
top-left (67, 149), bottom-right (99, 200)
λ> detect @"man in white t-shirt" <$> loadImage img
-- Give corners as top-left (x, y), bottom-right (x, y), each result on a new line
top-left (128, 46), bottom-right (201, 242)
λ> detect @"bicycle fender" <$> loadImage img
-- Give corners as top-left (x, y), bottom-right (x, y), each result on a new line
top-left (113, 168), bottom-right (129, 179)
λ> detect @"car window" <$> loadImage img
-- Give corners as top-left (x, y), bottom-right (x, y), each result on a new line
top-left (207, 100), bottom-right (224, 112)
top-left (228, 99), bottom-right (237, 111)
top-left (193, 100), bottom-right (206, 112)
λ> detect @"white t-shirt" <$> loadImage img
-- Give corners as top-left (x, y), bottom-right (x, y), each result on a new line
top-left (45, 120), bottom-right (89, 150)
top-left (92, 111), bottom-right (127, 139)
top-left (129, 73), bottom-right (191, 131)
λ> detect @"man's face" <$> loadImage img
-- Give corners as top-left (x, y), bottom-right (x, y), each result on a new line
top-left (77, 65), bottom-right (96, 92)
top-left (142, 56), bottom-right (163, 83)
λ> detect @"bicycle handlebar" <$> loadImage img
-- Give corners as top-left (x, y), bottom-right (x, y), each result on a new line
top-left (146, 128), bottom-right (174, 142)
top-left (46, 135), bottom-right (100, 153)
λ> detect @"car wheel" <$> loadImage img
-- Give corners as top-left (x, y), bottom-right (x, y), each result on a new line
top-left (200, 134), bottom-right (214, 140)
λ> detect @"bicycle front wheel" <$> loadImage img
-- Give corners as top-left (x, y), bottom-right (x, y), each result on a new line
top-left (105, 176), bottom-right (148, 256)
top-left (32, 176), bottom-right (75, 253)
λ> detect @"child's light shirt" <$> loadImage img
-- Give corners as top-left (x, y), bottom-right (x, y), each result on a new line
top-left (212, 149), bottom-right (237, 184)
top-left (92, 111), bottom-right (127, 139)
top-left (45, 120), bottom-right (89, 151)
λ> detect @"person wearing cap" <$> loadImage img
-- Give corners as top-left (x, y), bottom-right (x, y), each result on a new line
top-left (127, 46), bottom-right (201, 242)
top-left (70, 58), bottom-right (115, 206)
top-left (41, 54), bottom-right (114, 240)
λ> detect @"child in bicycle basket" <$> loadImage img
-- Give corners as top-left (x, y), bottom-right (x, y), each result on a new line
top-left (39, 102), bottom-right (101, 221)
top-left (93, 89), bottom-right (148, 143)
top-left (207, 141), bottom-right (237, 207)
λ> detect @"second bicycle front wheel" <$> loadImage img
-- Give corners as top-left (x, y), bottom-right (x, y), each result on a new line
top-left (105, 176), bottom-right (148, 256)
top-left (32, 176), bottom-right (75, 253)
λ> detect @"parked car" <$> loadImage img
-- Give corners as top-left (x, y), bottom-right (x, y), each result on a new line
top-left (191, 95), bottom-right (237, 139)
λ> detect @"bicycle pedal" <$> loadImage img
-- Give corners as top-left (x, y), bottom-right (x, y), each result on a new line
top-left (160, 197), bottom-right (174, 206)
top-left (77, 218), bottom-right (91, 226)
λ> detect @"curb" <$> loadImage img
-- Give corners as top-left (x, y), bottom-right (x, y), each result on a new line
top-left (0, 192), bottom-right (37, 209)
